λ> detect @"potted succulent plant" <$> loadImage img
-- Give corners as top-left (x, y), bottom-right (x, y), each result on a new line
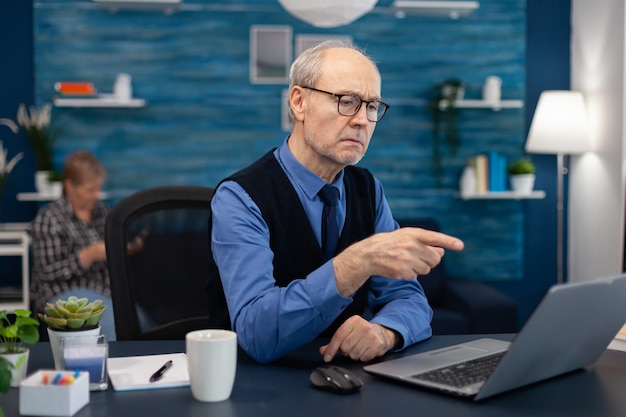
top-left (507, 157), bottom-right (536, 194)
top-left (0, 309), bottom-right (40, 387)
top-left (38, 296), bottom-right (107, 369)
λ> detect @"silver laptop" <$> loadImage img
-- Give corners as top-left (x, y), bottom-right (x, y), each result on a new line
top-left (364, 274), bottom-right (626, 401)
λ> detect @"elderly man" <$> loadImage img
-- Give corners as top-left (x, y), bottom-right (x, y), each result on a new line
top-left (210, 40), bottom-right (464, 364)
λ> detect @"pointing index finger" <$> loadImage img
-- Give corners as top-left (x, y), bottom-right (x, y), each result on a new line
top-left (412, 228), bottom-right (464, 251)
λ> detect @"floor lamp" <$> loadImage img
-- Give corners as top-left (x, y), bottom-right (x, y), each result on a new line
top-left (525, 91), bottom-right (591, 284)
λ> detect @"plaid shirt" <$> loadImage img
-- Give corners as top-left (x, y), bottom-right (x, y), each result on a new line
top-left (30, 197), bottom-right (111, 314)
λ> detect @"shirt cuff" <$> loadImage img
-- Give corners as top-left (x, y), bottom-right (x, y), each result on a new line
top-left (302, 259), bottom-right (353, 320)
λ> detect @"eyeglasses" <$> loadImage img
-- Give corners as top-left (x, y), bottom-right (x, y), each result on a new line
top-left (301, 86), bottom-right (390, 122)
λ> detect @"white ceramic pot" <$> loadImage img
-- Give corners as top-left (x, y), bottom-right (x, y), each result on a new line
top-left (459, 166), bottom-right (476, 196)
top-left (510, 174), bottom-right (535, 194)
top-left (0, 348), bottom-right (30, 387)
top-left (482, 75), bottom-right (502, 104)
top-left (48, 181), bottom-right (63, 198)
top-left (47, 325), bottom-right (101, 370)
top-left (35, 170), bottom-right (51, 194)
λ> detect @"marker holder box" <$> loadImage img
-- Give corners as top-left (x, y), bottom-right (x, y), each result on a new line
top-left (20, 370), bottom-right (90, 416)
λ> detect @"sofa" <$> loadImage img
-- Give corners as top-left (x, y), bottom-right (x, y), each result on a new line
top-left (398, 219), bottom-right (518, 335)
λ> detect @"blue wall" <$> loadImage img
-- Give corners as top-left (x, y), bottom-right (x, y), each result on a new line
top-left (1, 0), bottom-right (571, 327)
top-left (492, 0), bottom-right (571, 325)
top-left (1, 1), bottom-right (35, 220)
top-left (33, 0), bottom-right (527, 281)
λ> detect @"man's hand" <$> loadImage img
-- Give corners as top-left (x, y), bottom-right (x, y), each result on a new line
top-left (319, 316), bottom-right (398, 363)
top-left (333, 227), bottom-right (464, 296)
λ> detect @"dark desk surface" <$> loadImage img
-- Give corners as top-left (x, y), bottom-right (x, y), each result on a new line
top-left (5, 334), bottom-right (626, 417)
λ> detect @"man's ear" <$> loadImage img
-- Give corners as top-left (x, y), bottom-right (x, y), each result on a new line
top-left (63, 178), bottom-right (73, 193)
top-left (290, 86), bottom-right (306, 122)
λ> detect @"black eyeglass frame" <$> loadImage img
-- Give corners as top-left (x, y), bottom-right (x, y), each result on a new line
top-left (301, 86), bottom-right (390, 122)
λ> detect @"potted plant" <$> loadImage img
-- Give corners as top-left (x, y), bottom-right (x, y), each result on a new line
top-left (16, 103), bottom-right (61, 194)
top-left (0, 309), bottom-right (40, 387)
top-left (46, 170), bottom-right (64, 197)
top-left (38, 296), bottom-right (107, 369)
top-left (507, 157), bottom-right (536, 194)
top-left (429, 78), bottom-right (466, 184)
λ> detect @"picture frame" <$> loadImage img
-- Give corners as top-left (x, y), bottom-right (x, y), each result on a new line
top-left (250, 25), bottom-right (292, 84)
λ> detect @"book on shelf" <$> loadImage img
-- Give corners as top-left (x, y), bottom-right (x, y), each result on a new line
top-left (464, 151), bottom-right (507, 194)
top-left (474, 154), bottom-right (488, 193)
top-left (54, 81), bottom-right (97, 96)
top-left (488, 150), bottom-right (506, 192)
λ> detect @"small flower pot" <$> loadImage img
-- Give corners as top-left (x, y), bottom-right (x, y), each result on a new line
top-left (47, 325), bottom-right (101, 370)
top-left (510, 174), bottom-right (536, 194)
top-left (0, 347), bottom-right (30, 387)
top-left (35, 170), bottom-right (51, 193)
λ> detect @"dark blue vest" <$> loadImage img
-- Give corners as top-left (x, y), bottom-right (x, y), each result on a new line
top-left (208, 150), bottom-right (377, 336)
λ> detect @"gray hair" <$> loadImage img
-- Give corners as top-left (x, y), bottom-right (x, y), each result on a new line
top-left (286, 40), bottom-right (378, 124)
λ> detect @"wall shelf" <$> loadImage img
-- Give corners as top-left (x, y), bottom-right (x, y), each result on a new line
top-left (93, 0), bottom-right (181, 13)
top-left (458, 190), bottom-right (546, 200)
top-left (439, 99), bottom-right (524, 111)
top-left (17, 191), bottom-right (109, 202)
top-left (391, 1), bottom-right (479, 19)
top-left (53, 95), bottom-right (146, 108)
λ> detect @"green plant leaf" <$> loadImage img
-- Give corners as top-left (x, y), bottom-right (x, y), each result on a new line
top-left (42, 316), bottom-right (67, 328)
top-left (0, 356), bottom-right (13, 394)
top-left (66, 318), bottom-right (86, 329)
top-left (16, 325), bottom-right (40, 345)
top-left (65, 301), bottom-right (80, 313)
top-left (507, 157), bottom-right (535, 175)
top-left (44, 304), bottom-right (63, 318)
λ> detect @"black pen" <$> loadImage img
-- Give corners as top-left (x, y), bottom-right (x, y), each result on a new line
top-left (149, 360), bottom-right (173, 383)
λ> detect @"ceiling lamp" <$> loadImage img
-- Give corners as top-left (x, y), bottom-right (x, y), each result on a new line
top-left (278, 0), bottom-right (379, 28)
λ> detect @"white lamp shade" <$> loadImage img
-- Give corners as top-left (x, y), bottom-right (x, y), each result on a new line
top-left (525, 90), bottom-right (591, 154)
top-left (278, 0), bottom-right (378, 28)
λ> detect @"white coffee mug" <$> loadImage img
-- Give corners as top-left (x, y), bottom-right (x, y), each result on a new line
top-left (186, 329), bottom-right (237, 402)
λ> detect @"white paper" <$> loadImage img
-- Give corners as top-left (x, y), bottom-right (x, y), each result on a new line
top-left (107, 353), bottom-right (189, 391)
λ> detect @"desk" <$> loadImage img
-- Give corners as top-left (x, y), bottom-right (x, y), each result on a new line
top-left (4, 335), bottom-right (626, 417)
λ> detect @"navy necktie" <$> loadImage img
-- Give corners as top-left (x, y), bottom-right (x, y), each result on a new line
top-left (319, 185), bottom-right (340, 260)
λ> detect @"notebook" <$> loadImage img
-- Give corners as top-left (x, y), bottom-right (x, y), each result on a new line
top-left (364, 274), bottom-right (626, 401)
top-left (107, 352), bottom-right (189, 391)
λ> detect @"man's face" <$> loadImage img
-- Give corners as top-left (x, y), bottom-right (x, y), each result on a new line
top-left (301, 48), bottom-right (382, 169)
top-left (66, 178), bottom-right (103, 212)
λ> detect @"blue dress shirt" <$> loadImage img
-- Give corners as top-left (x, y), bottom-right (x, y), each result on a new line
top-left (211, 139), bottom-right (433, 363)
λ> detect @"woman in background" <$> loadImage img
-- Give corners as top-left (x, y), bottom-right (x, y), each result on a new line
top-left (30, 150), bottom-right (116, 340)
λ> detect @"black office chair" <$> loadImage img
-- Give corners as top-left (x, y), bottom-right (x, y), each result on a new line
top-left (398, 219), bottom-right (518, 335)
top-left (105, 185), bottom-right (218, 340)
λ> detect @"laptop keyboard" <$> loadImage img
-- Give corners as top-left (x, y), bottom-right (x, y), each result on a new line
top-left (410, 352), bottom-right (506, 388)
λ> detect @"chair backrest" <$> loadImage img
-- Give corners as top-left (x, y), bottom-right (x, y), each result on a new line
top-left (105, 185), bottom-right (215, 340)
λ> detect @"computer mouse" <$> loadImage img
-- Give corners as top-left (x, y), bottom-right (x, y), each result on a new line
top-left (309, 365), bottom-right (363, 394)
